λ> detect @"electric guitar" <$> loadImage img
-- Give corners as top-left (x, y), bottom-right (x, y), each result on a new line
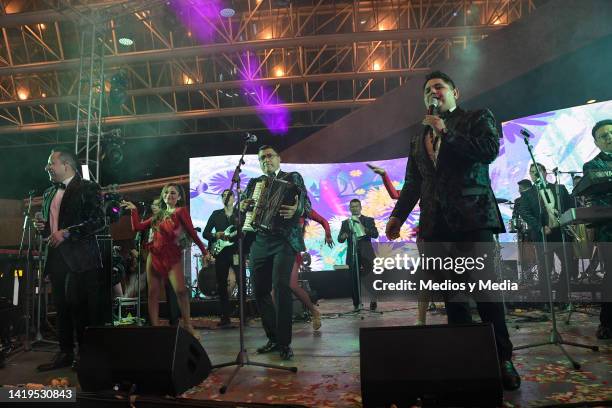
top-left (211, 225), bottom-right (238, 256)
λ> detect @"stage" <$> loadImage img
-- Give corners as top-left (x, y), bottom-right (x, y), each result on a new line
top-left (2, 299), bottom-right (611, 407)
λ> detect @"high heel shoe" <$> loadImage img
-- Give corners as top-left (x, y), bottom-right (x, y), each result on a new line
top-left (312, 311), bottom-right (321, 331)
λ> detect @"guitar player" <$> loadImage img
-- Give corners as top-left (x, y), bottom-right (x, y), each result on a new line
top-left (202, 189), bottom-right (239, 327)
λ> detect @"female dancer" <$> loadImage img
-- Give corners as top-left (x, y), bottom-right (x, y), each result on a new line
top-left (121, 183), bottom-right (208, 336)
top-left (368, 164), bottom-right (430, 325)
top-left (292, 209), bottom-right (333, 330)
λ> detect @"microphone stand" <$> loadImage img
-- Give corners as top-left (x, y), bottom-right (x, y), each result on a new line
top-left (31, 233), bottom-right (57, 347)
top-left (134, 205), bottom-right (147, 326)
top-left (212, 137), bottom-right (297, 395)
top-left (514, 132), bottom-right (598, 368)
top-left (17, 190), bottom-right (36, 351)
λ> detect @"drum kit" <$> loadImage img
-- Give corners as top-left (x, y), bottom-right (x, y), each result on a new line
top-left (191, 253), bottom-right (251, 299)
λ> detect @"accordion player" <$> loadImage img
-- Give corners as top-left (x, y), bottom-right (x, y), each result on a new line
top-left (242, 173), bottom-right (303, 233)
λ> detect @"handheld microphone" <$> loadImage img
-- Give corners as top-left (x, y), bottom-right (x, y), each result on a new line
top-left (520, 129), bottom-right (532, 138)
top-left (427, 98), bottom-right (439, 115)
top-left (244, 133), bottom-right (257, 143)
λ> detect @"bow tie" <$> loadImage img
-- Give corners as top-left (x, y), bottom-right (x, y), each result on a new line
top-left (54, 182), bottom-right (66, 190)
top-left (439, 110), bottom-right (452, 120)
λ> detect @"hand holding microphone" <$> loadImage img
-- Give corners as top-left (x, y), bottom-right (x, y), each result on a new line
top-left (422, 97), bottom-right (447, 135)
top-left (33, 211), bottom-right (46, 233)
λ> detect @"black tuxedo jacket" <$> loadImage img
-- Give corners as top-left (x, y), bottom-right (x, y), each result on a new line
top-left (338, 215), bottom-right (378, 263)
top-left (41, 174), bottom-right (105, 273)
top-left (391, 107), bottom-right (505, 238)
top-left (243, 170), bottom-right (310, 253)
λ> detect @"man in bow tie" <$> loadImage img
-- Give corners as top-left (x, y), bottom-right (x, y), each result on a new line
top-left (385, 71), bottom-right (521, 391)
top-left (34, 147), bottom-right (105, 372)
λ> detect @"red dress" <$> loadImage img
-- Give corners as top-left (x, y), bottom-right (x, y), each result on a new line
top-left (296, 208), bottom-right (332, 263)
top-left (131, 207), bottom-right (207, 278)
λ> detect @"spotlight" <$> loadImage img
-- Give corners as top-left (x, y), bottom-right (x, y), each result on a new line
top-left (273, 66), bottom-right (285, 77)
top-left (118, 37), bottom-right (134, 46)
top-left (586, 99), bottom-right (597, 104)
top-left (103, 191), bottom-right (124, 223)
top-left (101, 129), bottom-right (125, 167)
top-left (17, 87), bottom-right (29, 100)
top-left (220, 8), bottom-right (235, 18)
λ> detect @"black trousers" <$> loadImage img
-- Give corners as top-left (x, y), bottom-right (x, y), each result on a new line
top-left (215, 250), bottom-right (239, 320)
top-left (597, 241), bottom-right (612, 327)
top-left (423, 223), bottom-right (513, 361)
top-left (47, 248), bottom-right (104, 354)
top-left (249, 234), bottom-right (295, 347)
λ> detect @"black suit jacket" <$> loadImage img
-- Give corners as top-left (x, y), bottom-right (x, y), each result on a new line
top-left (583, 151), bottom-right (612, 241)
top-left (391, 107), bottom-right (505, 238)
top-left (243, 170), bottom-right (311, 253)
top-left (338, 215), bottom-right (378, 263)
top-left (41, 174), bottom-right (105, 273)
top-left (518, 182), bottom-right (573, 241)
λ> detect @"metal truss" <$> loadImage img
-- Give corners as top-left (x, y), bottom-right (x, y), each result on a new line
top-left (0, 0), bottom-right (541, 148)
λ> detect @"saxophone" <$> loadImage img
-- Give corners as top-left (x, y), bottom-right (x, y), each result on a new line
top-left (535, 179), bottom-right (559, 229)
top-left (535, 178), bottom-right (582, 244)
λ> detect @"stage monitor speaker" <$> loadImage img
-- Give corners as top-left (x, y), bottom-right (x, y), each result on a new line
top-left (360, 323), bottom-right (502, 407)
top-left (77, 326), bottom-right (211, 396)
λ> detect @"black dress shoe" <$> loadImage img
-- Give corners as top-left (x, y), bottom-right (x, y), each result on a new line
top-left (370, 301), bottom-right (377, 311)
top-left (500, 360), bottom-right (521, 391)
top-left (279, 346), bottom-right (293, 360)
top-left (37, 352), bottom-right (74, 372)
top-left (256, 340), bottom-right (279, 354)
top-left (596, 325), bottom-right (612, 340)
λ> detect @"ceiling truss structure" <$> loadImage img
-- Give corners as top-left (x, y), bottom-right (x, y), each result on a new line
top-left (0, 0), bottom-right (540, 148)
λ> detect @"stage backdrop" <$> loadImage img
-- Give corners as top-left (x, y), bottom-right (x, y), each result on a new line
top-left (189, 99), bottom-right (610, 282)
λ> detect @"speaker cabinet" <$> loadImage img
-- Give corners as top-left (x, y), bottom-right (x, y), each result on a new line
top-left (77, 326), bottom-right (211, 396)
top-left (360, 323), bottom-right (502, 407)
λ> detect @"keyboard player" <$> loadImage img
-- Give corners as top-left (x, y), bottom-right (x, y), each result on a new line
top-left (582, 119), bottom-right (612, 339)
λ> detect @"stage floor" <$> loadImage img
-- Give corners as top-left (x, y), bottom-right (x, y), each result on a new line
top-left (3, 299), bottom-right (611, 407)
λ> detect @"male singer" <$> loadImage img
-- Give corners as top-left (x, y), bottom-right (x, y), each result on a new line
top-left (338, 199), bottom-right (379, 310)
top-left (34, 147), bottom-right (105, 371)
top-left (385, 71), bottom-right (520, 390)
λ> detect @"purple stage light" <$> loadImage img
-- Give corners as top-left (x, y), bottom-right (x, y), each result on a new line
top-left (239, 51), bottom-right (290, 135)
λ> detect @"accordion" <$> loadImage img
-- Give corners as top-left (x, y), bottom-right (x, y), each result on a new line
top-left (243, 176), bottom-right (299, 233)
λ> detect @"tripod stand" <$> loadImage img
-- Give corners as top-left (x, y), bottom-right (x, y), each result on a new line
top-left (30, 234), bottom-right (57, 347)
top-left (18, 192), bottom-right (57, 351)
top-left (514, 131), bottom-right (598, 369)
top-left (211, 137), bottom-right (296, 395)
